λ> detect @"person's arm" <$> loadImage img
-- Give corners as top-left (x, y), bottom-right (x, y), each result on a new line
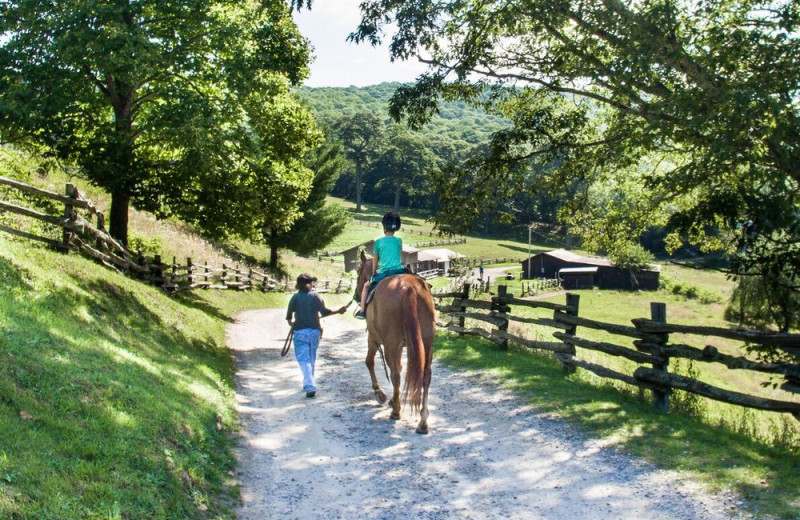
top-left (317, 295), bottom-right (348, 317)
top-left (286, 295), bottom-right (295, 327)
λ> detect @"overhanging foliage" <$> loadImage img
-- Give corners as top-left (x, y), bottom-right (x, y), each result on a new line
top-left (352, 0), bottom-right (800, 293)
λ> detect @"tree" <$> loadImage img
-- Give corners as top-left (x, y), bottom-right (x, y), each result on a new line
top-left (0, 0), bottom-right (311, 245)
top-left (367, 125), bottom-right (437, 211)
top-left (157, 72), bottom-right (322, 250)
top-left (726, 271), bottom-right (800, 338)
top-left (559, 157), bottom-right (678, 257)
top-left (331, 112), bottom-right (384, 211)
top-left (265, 140), bottom-right (351, 270)
top-left (351, 0), bottom-right (800, 293)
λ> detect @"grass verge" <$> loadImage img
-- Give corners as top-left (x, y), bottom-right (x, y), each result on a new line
top-left (0, 235), bottom-right (283, 519)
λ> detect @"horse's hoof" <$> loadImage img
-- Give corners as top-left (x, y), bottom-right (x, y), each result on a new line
top-left (374, 390), bottom-right (387, 404)
top-left (415, 424), bottom-right (429, 435)
top-left (390, 413), bottom-right (401, 421)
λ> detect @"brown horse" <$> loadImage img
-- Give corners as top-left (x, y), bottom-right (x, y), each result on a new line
top-left (355, 251), bottom-right (436, 434)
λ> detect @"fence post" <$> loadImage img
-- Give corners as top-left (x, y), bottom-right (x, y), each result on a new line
top-left (495, 285), bottom-right (510, 350)
top-left (62, 183), bottom-right (77, 253)
top-left (137, 251), bottom-right (147, 280)
top-left (171, 256), bottom-right (178, 288)
top-left (221, 263), bottom-right (227, 289)
top-left (557, 293), bottom-right (580, 372)
top-left (650, 302), bottom-right (670, 413)
top-left (458, 283), bottom-right (470, 334)
top-left (95, 213), bottom-right (106, 253)
top-left (187, 258), bottom-right (194, 288)
top-left (151, 255), bottom-right (165, 288)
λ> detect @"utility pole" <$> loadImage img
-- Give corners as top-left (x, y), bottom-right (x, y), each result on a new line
top-left (527, 224), bottom-right (532, 279)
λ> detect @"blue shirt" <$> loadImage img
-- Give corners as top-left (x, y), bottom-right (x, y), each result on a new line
top-left (286, 290), bottom-right (334, 330)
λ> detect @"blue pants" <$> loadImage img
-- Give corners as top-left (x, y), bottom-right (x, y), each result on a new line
top-left (293, 328), bottom-right (320, 393)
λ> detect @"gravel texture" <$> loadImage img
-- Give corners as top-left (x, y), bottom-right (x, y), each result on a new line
top-left (229, 308), bottom-right (747, 520)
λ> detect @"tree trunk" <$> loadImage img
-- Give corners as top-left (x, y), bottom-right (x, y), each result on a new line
top-left (355, 161), bottom-right (363, 212)
top-left (269, 228), bottom-right (279, 270)
top-left (393, 187), bottom-right (401, 212)
top-left (108, 89), bottom-right (135, 248)
top-left (109, 191), bottom-right (130, 247)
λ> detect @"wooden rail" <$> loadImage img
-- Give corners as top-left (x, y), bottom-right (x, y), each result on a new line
top-left (436, 283), bottom-right (800, 420)
top-left (0, 177), bottom-right (353, 294)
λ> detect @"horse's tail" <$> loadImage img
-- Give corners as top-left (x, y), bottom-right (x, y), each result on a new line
top-left (401, 285), bottom-right (426, 412)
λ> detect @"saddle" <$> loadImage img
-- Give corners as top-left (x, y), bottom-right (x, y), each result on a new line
top-left (363, 269), bottom-right (426, 308)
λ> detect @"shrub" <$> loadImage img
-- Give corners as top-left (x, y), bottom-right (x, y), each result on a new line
top-left (128, 232), bottom-right (164, 257)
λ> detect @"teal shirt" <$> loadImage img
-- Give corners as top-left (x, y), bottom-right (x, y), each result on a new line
top-left (374, 235), bottom-right (403, 274)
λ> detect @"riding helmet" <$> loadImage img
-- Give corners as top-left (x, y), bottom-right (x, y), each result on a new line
top-left (382, 211), bottom-right (401, 232)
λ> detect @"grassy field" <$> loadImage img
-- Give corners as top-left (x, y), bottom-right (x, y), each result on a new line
top-left (325, 197), bottom-right (558, 261)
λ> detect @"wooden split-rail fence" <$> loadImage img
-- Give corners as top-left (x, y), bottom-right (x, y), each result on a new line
top-left (140, 255), bottom-right (352, 293)
top-left (0, 176), bottom-right (353, 294)
top-left (433, 284), bottom-right (800, 420)
top-left (440, 276), bottom-right (560, 299)
top-left (469, 257), bottom-right (527, 267)
top-left (312, 237), bottom-right (467, 259)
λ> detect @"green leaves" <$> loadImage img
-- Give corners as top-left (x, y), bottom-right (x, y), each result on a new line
top-left (264, 140), bottom-right (350, 266)
top-left (354, 0), bottom-right (800, 294)
top-left (367, 124), bottom-right (437, 210)
top-left (1, 0), bottom-right (313, 244)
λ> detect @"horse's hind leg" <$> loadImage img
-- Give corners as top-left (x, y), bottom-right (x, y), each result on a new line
top-left (386, 341), bottom-right (404, 420)
top-left (389, 361), bottom-right (402, 421)
top-left (415, 365), bottom-right (432, 434)
top-left (365, 333), bottom-right (386, 404)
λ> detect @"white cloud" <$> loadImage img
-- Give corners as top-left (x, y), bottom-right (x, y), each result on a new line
top-left (292, 0), bottom-right (427, 87)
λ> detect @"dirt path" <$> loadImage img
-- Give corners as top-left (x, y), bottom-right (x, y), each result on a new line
top-left (229, 309), bottom-right (745, 520)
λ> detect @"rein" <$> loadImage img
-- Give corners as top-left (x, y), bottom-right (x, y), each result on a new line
top-left (280, 324), bottom-right (295, 357)
top-left (377, 343), bottom-right (391, 382)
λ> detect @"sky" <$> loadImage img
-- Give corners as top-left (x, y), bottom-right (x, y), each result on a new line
top-left (292, 0), bottom-right (427, 88)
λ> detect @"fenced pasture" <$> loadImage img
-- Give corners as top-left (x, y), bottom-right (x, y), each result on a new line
top-left (434, 284), bottom-right (800, 423)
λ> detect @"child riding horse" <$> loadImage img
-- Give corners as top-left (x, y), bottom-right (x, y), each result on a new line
top-left (355, 250), bottom-right (436, 434)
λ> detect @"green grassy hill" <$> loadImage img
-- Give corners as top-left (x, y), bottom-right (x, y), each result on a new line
top-left (0, 233), bottom-right (294, 519)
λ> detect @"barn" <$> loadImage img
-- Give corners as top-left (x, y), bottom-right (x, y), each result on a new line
top-left (342, 240), bottom-right (420, 273)
top-left (416, 248), bottom-right (465, 276)
top-left (521, 248), bottom-right (660, 290)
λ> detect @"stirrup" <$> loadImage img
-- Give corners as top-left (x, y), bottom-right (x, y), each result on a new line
top-left (355, 310), bottom-right (366, 320)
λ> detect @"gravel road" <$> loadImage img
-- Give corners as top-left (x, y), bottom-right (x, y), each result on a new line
top-left (229, 308), bottom-right (746, 520)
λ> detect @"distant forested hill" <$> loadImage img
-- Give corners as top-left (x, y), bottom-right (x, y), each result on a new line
top-left (295, 82), bottom-right (513, 215)
top-left (296, 82), bottom-right (508, 152)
